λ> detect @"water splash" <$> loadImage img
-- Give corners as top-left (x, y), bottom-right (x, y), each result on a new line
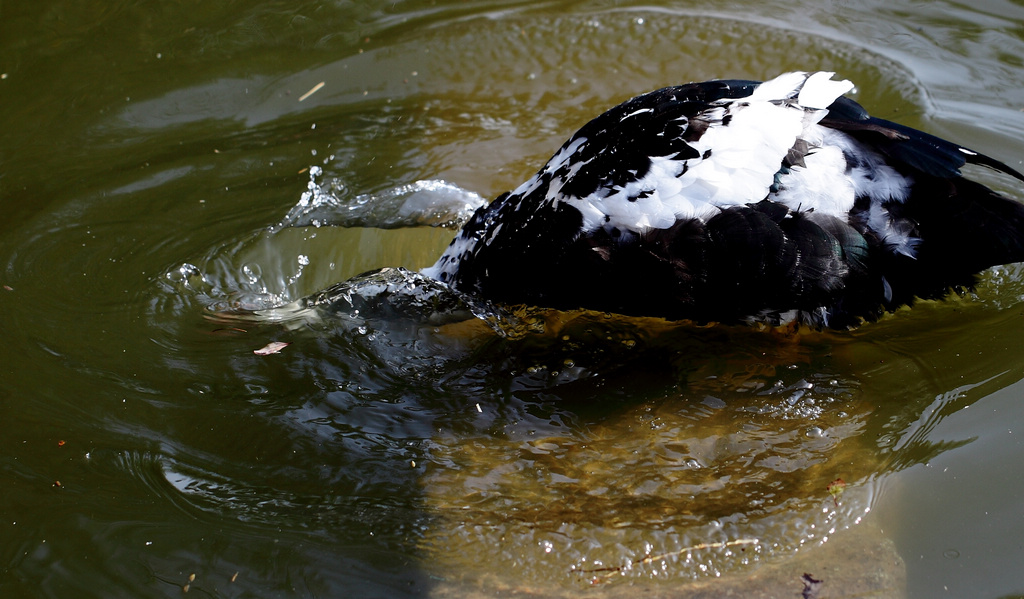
top-left (274, 166), bottom-right (487, 232)
top-left (213, 266), bottom-right (526, 338)
top-left (162, 168), bottom-right (489, 322)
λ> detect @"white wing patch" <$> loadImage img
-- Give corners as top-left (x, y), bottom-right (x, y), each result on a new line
top-left (679, 101), bottom-right (805, 207)
top-left (561, 72), bottom-right (858, 233)
top-left (567, 154), bottom-right (694, 230)
top-left (769, 141), bottom-right (856, 214)
top-left (790, 127), bottom-right (917, 256)
top-left (816, 128), bottom-right (911, 203)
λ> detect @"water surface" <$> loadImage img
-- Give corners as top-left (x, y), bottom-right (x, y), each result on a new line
top-left (4, 1), bottom-right (1024, 598)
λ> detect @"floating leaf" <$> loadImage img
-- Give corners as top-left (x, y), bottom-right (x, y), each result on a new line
top-left (826, 478), bottom-right (846, 506)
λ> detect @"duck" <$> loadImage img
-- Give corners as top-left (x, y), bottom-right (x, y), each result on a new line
top-left (420, 71), bottom-right (1024, 328)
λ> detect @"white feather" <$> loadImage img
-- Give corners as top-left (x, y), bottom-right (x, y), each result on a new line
top-left (770, 144), bottom-right (856, 214)
top-left (798, 71), bottom-right (855, 109)
top-left (748, 71), bottom-right (810, 103)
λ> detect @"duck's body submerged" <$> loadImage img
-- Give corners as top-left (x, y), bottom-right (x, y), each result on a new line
top-left (421, 72), bottom-right (1024, 327)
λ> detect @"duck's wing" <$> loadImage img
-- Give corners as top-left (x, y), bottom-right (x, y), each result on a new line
top-left (428, 73), bottom-right (870, 321)
top-left (427, 72), bottom-right (1024, 326)
top-left (819, 101), bottom-right (1024, 182)
top-left (513, 72), bottom-right (856, 235)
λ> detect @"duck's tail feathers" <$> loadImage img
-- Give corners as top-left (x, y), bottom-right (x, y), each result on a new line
top-left (822, 106), bottom-right (1024, 183)
top-left (917, 178), bottom-right (1024, 273)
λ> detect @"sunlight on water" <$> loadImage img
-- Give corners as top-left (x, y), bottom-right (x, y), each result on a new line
top-left (417, 346), bottom-right (882, 590)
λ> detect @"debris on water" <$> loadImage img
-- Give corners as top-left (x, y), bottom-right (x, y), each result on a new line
top-left (298, 81), bottom-right (325, 102)
top-left (210, 327), bottom-right (248, 336)
top-left (801, 572), bottom-right (824, 598)
top-left (231, 267), bottom-right (522, 338)
top-left (580, 538), bottom-right (760, 584)
top-left (827, 478), bottom-right (846, 506)
top-left (253, 341), bottom-right (290, 355)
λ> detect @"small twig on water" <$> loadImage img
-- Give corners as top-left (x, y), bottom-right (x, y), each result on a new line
top-left (579, 538), bottom-right (760, 584)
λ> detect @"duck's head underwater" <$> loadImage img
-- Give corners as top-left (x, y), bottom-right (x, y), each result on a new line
top-left (419, 71), bottom-right (1024, 329)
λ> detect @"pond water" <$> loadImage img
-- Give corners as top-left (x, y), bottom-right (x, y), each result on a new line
top-left (4, 1), bottom-right (1024, 598)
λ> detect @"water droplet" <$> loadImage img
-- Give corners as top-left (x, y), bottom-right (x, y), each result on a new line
top-left (242, 264), bottom-right (262, 284)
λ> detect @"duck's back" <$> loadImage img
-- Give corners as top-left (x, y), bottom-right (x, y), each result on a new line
top-left (422, 72), bottom-right (1024, 327)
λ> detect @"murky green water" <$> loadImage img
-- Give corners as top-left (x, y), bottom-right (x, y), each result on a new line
top-left (4, 1), bottom-right (1024, 597)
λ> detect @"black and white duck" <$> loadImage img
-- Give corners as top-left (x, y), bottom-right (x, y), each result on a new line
top-left (421, 71), bottom-right (1024, 328)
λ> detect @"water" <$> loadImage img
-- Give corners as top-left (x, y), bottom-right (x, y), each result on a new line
top-left (4, 1), bottom-right (1024, 597)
